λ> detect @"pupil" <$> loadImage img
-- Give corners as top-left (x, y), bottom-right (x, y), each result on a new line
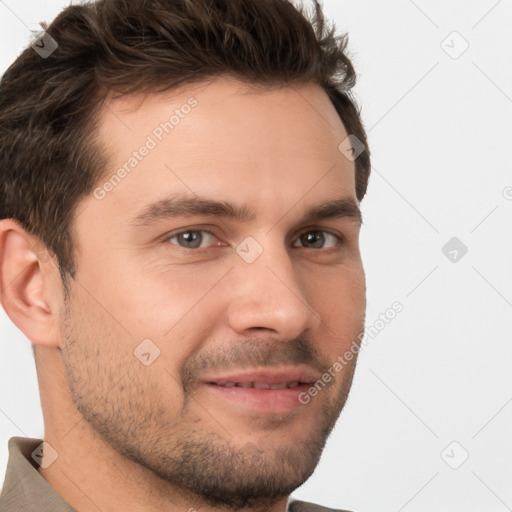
top-left (180, 232), bottom-right (201, 248)
top-left (303, 231), bottom-right (323, 248)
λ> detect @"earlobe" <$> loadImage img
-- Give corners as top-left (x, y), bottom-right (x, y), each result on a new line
top-left (0, 219), bottom-right (61, 348)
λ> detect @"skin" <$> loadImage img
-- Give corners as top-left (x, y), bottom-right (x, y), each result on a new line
top-left (0, 77), bottom-right (366, 512)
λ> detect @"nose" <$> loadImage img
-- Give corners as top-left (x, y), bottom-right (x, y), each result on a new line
top-left (226, 239), bottom-right (322, 339)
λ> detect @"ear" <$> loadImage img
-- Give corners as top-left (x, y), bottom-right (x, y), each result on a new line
top-left (0, 219), bottom-right (61, 348)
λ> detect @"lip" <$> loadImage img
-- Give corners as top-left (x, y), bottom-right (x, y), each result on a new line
top-left (200, 366), bottom-right (321, 412)
top-left (201, 366), bottom-right (321, 386)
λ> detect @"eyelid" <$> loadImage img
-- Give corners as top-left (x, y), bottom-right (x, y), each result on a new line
top-left (295, 225), bottom-right (346, 244)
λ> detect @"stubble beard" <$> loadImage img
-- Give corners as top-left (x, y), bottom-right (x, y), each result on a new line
top-left (60, 301), bottom-right (356, 510)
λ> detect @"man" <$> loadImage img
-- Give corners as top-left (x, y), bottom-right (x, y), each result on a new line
top-left (0, 0), bottom-right (370, 510)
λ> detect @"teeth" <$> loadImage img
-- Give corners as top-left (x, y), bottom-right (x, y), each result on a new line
top-left (223, 382), bottom-right (236, 387)
top-left (237, 382), bottom-right (252, 388)
top-left (287, 381), bottom-right (299, 388)
top-left (270, 382), bottom-right (288, 389)
top-left (253, 382), bottom-right (271, 389)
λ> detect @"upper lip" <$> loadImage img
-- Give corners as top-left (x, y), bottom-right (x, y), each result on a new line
top-left (202, 366), bottom-right (321, 386)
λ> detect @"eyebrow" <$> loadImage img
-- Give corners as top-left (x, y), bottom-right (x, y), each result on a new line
top-left (128, 194), bottom-right (362, 227)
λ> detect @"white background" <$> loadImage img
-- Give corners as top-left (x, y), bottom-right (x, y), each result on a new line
top-left (1, 1), bottom-right (512, 511)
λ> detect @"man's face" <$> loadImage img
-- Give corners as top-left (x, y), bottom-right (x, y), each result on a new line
top-left (61, 77), bottom-right (366, 508)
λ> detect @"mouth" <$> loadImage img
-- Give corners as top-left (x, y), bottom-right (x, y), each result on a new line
top-left (201, 366), bottom-right (321, 412)
top-left (213, 381), bottom-right (302, 389)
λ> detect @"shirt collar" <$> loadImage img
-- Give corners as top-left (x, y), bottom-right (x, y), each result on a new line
top-left (0, 436), bottom-right (76, 511)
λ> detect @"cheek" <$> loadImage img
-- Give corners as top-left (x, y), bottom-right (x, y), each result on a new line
top-left (61, 290), bottom-right (188, 422)
top-left (93, 263), bottom-right (210, 337)
top-left (74, 254), bottom-right (231, 389)
top-left (307, 265), bottom-right (366, 350)
top-left (101, 267), bottom-right (225, 379)
top-left (60, 295), bottom-right (132, 413)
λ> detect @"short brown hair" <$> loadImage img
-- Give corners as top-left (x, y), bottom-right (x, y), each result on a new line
top-left (0, 0), bottom-right (370, 282)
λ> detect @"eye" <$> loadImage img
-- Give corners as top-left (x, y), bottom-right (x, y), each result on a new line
top-left (166, 229), bottom-right (220, 249)
top-left (292, 230), bottom-right (343, 250)
top-left (164, 228), bottom-right (343, 251)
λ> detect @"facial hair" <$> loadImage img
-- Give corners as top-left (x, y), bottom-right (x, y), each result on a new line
top-left (60, 300), bottom-right (358, 510)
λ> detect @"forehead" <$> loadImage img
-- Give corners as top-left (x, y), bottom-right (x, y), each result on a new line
top-left (89, 77), bottom-right (357, 222)
top-left (98, 77), bottom-right (351, 159)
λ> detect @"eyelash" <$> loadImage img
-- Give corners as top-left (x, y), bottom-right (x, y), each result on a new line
top-left (164, 228), bottom-right (345, 252)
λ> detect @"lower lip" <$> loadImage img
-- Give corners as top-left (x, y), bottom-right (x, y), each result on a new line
top-left (204, 383), bottom-right (312, 412)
